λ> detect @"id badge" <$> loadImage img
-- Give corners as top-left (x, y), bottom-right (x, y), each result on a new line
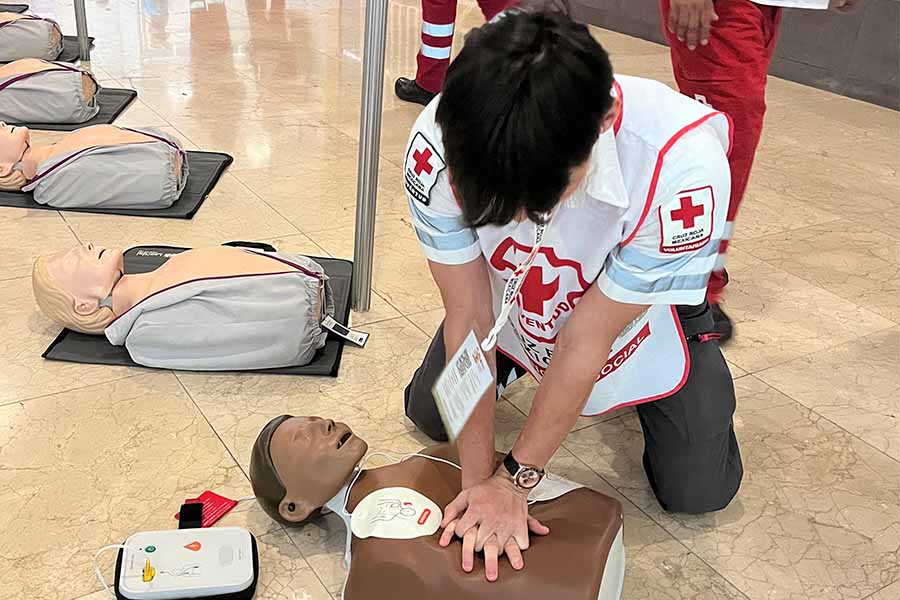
top-left (432, 330), bottom-right (494, 440)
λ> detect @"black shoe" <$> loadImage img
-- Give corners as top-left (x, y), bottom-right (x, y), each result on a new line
top-left (710, 303), bottom-right (734, 345)
top-left (395, 77), bottom-right (436, 106)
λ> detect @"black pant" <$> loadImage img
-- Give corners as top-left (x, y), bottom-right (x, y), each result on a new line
top-left (403, 303), bottom-right (743, 514)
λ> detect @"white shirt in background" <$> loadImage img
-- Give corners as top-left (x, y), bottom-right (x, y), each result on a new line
top-left (753, 0), bottom-right (830, 9)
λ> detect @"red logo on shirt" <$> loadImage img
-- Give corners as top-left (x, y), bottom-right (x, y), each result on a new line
top-left (490, 239), bottom-right (590, 373)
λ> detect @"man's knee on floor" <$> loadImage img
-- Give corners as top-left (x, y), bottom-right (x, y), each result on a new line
top-left (658, 469), bottom-right (742, 514)
top-left (650, 441), bottom-right (743, 514)
top-left (403, 384), bottom-right (449, 442)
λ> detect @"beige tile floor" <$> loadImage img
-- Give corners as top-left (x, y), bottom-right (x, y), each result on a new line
top-left (1, 1), bottom-right (898, 599)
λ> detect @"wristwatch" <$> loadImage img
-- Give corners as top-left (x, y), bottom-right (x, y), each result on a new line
top-left (502, 452), bottom-right (545, 490)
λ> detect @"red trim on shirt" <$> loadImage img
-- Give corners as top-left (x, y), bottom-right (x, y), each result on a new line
top-left (612, 80), bottom-right (624, 136)
top-left (499, 305), bottom-right (692, 416)
top-left (621, 112), bottom-right (728, 247)
top-left (580, 305), bottom-right (691, 416)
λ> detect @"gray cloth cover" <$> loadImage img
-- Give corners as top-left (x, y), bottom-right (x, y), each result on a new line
top-left (6, 87), bottom-right (137, 131)
top-left (0, 150), bottom-right (230, 219)
top-left (104, 251), bottom-right (333, 371)
top-left (22, 126), bottom-right (188, 209)
top-left (0, 15), bottom-right (62, 62)
top-left (0, 62), bottom-right (100, 123)
top-left (42, 244), bottom-right (354, 377)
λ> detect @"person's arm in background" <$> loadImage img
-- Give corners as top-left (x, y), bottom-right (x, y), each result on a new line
top-left (429, 257), bottom-right (498, 489)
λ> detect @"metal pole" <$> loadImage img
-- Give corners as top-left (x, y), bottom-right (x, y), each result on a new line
top-left (73, 0), bottom-right (91, 65)
top-left (351, 0), bottom-right (389, 312)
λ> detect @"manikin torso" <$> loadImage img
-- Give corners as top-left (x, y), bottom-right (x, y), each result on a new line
top-left (39, 244), bottom-right (330, 370)
top-left (20, 125), bottom-right (171, 180)
top-left (0, 58), bottom-right (97, 106)
top-left (332, 445), bottom-right (624, 600)
top-left (0, 12), bottom-right (62, 62)
top-left (110, 247), bottom-right (318, 316)
top-left (0, 12), bottom-right (31, 24)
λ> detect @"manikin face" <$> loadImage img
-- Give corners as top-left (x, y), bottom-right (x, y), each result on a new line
top-left (0, 123), bottom-right (30, 174)
top-left (270, 416), bottom-right (368, 523)
top-left (47, 243), bottom-right (125, 315)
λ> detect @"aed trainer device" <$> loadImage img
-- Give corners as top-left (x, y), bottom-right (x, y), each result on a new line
top-left (114, 527), bottom-right (259, 600)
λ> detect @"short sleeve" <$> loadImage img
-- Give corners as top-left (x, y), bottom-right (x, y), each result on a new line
top-left (404, 104), bottom-right (481, 265)
top-left (597, 126), bottom-right (731, 306)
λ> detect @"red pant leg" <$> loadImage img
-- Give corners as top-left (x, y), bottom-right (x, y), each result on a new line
top-left (476, 0), bottom-right (512, 20)
top-left (415, 0), bottom-right (513, 94)
top-left (659, 0), bottom-right (781, 303)
top-left (415, 0), bottom-right (460, 94)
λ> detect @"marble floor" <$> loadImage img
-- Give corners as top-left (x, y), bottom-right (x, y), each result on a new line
top-left (1, 1), bottom-right (898, 599)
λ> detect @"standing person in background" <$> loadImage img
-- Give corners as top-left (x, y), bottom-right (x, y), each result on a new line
top-left (395, 0), bottom-right (513, 105)
top-left (659, 0), bottom-right (864, 341)
top-left (395, 0), bottom-right (571, 106)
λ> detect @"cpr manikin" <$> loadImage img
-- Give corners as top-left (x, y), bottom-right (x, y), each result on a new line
top-left (31, 244), bottom-right (333, 370)
top-left (0, 13), bottom-right (63, 62)
top-left (0, 58), bottom-right (100, 123)
top-left (0, 122), bottom-right (187, 208)
top-left (249, 416), bottom-right (626, 600)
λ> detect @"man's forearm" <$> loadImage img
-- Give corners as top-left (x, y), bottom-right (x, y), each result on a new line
top-left (442, 314), bottom-right (498, 488)
top-left (512, 336), bottom-right (613, 469)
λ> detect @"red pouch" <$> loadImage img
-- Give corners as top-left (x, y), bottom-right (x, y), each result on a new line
top-left (174, 490), bottom-right (239, 528)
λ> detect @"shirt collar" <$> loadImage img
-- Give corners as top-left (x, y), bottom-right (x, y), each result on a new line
top-left (582, 126), bottom-right (629, 209)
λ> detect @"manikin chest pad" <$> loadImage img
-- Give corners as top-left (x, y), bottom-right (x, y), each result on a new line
top-left (349, 461), bottom-right (582, 542)
top-left (0, 62), bottom-right (100, 124)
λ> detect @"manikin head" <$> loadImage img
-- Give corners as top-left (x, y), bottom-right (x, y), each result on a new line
top-left (32, 242), bottom-right (125, 334)
top-left (0, 122), bottom-right (30, 190)
top-left (250, 416), bottom-right (369, 525)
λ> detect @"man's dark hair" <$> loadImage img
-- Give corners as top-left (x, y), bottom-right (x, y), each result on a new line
top-left (436, 11), bottom-right (614, 228)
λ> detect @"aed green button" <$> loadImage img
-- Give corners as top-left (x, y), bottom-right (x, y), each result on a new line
top-left (145, 546), bottom-right (156, 553)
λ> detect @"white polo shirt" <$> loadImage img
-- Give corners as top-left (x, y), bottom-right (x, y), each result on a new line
top-left (753, 1), bottom-right (829, 8)
top-left (404, 75), bottom-right (732, 415)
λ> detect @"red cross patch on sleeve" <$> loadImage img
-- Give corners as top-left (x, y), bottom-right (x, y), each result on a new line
top-left (405, 132), bottom-right (446, 206)
top-left (658, 185), bottom-right (715, 254)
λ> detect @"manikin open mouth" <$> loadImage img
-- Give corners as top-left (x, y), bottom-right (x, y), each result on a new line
top-left (337, 430), bottom-right (353, 449)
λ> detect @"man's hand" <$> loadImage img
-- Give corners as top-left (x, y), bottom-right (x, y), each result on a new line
top-left (438, 472), bottom-right (549, 581)
top-left (831, 0), bottom-right (863, 13)
top-left (668, 0), bottom-right (718, 50)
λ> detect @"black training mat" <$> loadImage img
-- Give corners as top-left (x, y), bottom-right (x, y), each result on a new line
top-left (42, 243), bottom-right (355, 377)
top-left (7, 87), bottom-right (137, 131)
top-left (0, 4), bottom-right (29, 13)
top-left (57, 35), bottom-right (95, 63)
top-left (0, 150), bottom-right (233, 218)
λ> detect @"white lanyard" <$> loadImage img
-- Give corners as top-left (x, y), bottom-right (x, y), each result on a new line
top-left (480, 214), bottom-right (553, 352)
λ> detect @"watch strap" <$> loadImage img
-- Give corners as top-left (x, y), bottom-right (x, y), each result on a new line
top-left (503, 451), bottom-right (521, 478)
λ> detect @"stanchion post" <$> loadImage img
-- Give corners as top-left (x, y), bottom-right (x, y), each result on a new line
top-left (73, 0), bottom-right (92, 64)
top-left (351, 0), bottom-right (389, 312)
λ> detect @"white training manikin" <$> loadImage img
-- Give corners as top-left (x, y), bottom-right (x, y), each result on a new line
top-left (32, 245), bottom-right (334, 371)
top-left (0, 13), bottom-right (63, 62)
top-left (0, 59), bottom-right (100, 124)
top-left (0, 123), bottom-right (188, 209)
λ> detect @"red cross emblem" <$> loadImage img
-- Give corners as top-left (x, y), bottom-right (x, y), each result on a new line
top-left (519, 267), bottom-right (560, 314)
top-left (670, 196), bottom-right (704, 229)
top-left (413, 147), bottom-right (434, 176)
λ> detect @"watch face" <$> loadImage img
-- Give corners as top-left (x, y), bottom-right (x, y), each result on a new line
top-left (516, 468), bottom-right (542, 489)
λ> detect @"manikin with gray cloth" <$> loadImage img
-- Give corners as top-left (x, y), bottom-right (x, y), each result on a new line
top-left (0, 58), bottom-right (100, 124)
top-left (0, 122), bottom-right (187, 208)
top-left (0, 12), bottom-right (62, 62)
top-left (32, 243), bottom-right (334, 371)
top-left (250, 415), bottom-right (625, 600)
